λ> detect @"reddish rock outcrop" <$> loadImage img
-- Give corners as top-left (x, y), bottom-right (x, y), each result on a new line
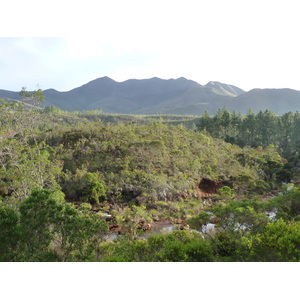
top-left (196, 178), bottom-right (223, 198)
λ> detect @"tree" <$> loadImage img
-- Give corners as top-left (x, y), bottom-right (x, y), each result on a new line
top-left (291, 111), bottom-right (300, 152)
top-left (53, 200), bottom-right (108, 261)
top-left (0, 139), bottom-right (62, 202)
top-left (197, 110), bottom-right (212, 133)
top-left (211, 107), bottom-right (232, 139)
top-left (80, 172), bottom-right (107, 204)
top-left (247, 219), bottom-right (300, 261)
top-left (0, 205), bottom-right (20, 261)
top-left (43, 106), bottom-right (62, 114)
top-left (278, 111), bottom-right (294, 156)
top-left (255, 110), bottom-right (277, 147)
top-left (227, 110), bottom-right (242, 145)
top-left (18, 188), bottom-right (63, 261)
top-left (210, 198), bottom-right (269, 235)
top-left (268, 187), bottom-right (300, 222)
top-left (6, 188), bottom-right (109, 261)
top-left (19, 87), bottom-right (45, 107)
top-left (240, 109), bottom-right (257, 147)
top-left (62, 169), bottom-right (107, 204)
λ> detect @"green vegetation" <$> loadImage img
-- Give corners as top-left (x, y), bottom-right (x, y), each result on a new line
top-left (1, 96), bottom-right (300, 261)
top-left (197, 107), bottom-right (300, 157)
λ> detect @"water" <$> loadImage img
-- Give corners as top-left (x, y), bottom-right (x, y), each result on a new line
top-left (202, 223), bottom-right (216, 234)
top-left (104, 233), bottom-right (118, 241)
top-left (141, 223), bottom-right (176, 239)
top-left (104, 206), bottom-right (279, 241)
top-left (265, 208), bottom-right (277, 221)
top-left (104, 222), bottom-right (176, 241)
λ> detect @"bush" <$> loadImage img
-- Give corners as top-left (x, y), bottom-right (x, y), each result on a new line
top-left (62, 170), bottom-right (107, 204)
top-left (248, 180), bottom-right (271, 194)
top-left (187, 211), bottom-right (211, 231)
top-left (184, 240), bottom-right (214, 262)
top-left (156, 239), bottom-right (187, 262)
top-left (80, 172), bottom-right (107, 204)
top-left (0, 205), bottom-right (20, 261)
top-left (269, 188), bottom-right (300, 221)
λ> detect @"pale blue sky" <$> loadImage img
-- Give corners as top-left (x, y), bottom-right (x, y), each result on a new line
top-left (1, 0), bottom-right (300, 92)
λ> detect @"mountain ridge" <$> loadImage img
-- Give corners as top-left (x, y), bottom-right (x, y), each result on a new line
top-left (1, 77), bottom-right (300, 115)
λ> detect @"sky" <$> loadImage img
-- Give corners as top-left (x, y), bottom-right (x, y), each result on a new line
top-left (1, 0), bottom-right (300, 92)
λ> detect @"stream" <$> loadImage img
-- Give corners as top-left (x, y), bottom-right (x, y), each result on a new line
top-left (103, 198), bottom-right (280, 242)
top-left (104, 221), bottom-right (213, 241)
top-left (104, 221), bottom-right (178, 241)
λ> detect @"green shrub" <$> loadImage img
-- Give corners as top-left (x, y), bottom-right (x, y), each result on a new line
top-left (184, 240), bottom-right (214, 262)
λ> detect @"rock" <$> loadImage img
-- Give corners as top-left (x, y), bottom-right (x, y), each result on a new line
top-left (180, 224), bottom-right (190, 230)
top-left (137, 221), bottom-right (153, 231)
top-left (142, 223), bottom-right (152, 231)
top-left (291, 179), bottom-right (300, 185)
top-left (173, 219), bottom-right (182, 224)
top-left (210, 217), bottom-right (219, 224)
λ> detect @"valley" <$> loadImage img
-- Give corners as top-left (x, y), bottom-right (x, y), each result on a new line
top-left (1, 89), bottom-right (300, 262)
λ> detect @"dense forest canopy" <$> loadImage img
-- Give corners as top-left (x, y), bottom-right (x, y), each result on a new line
top-left (1, 93), bottom-right (300, 262)
top-left (197, 107), bottom-right (300, 177)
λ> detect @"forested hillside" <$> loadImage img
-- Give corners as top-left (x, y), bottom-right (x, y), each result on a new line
top-left (197, 107), bottom-right (300, 176)
top-left (1, 95), bottom-right (300, 262)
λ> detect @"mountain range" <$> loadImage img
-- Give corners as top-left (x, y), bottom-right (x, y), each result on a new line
top-left (1, 77), bottom-right (300, 115)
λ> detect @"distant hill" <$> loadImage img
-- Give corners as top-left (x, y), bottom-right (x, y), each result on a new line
top-left (1, 77), bottom-right (300, 115)
top-left (227, 88), bottom-right (300, 114)
top-left (42, 77), bottom-right (235, 114)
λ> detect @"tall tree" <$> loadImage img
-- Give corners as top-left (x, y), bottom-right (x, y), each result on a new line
top-left (278, 111), bottom-right (294, 157)
top-left (196, 110), bottom-right (212, 134)
top-left (255, 110), bottom-right (277, 147)
top-left (212, 106), bottom-right (232, 139)
top-left (240, 109), bottom-right (257, 147)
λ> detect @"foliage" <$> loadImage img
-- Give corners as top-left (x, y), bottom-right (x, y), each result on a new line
top-left (0, 138), bottom-right (62, 202)
top-left (19, 87), bottom-right (45, 106)
top-left (100, 230), bottom-right (213, 262)
top-left (61, 169), bottom-right (107, 204)
top-left (0, 188), bottom-right (108, 261)
top-left (244, 219), bottom-right (300, 262)
top-left (0, 93), bottom-right (298, 261)
top-left (197, 108), bottom-right (300, 179)
top-left (210, 198), bottom-right (269, 234)
top-left (268, 187), bottom-right (300, 221)
top-left (0, 205), bottom-right (20, 261)
top-left (187, 211), bottom-right (211, 231)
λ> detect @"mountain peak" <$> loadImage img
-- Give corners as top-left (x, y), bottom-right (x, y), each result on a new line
top-left (101, 76), bottom-right (114, 80)
top-left (93, 76), bottom-right (116, 83)
top-left (206, 81), bottom-right (245, 97)
top-left (83, 76), bottom-right (116, 86)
